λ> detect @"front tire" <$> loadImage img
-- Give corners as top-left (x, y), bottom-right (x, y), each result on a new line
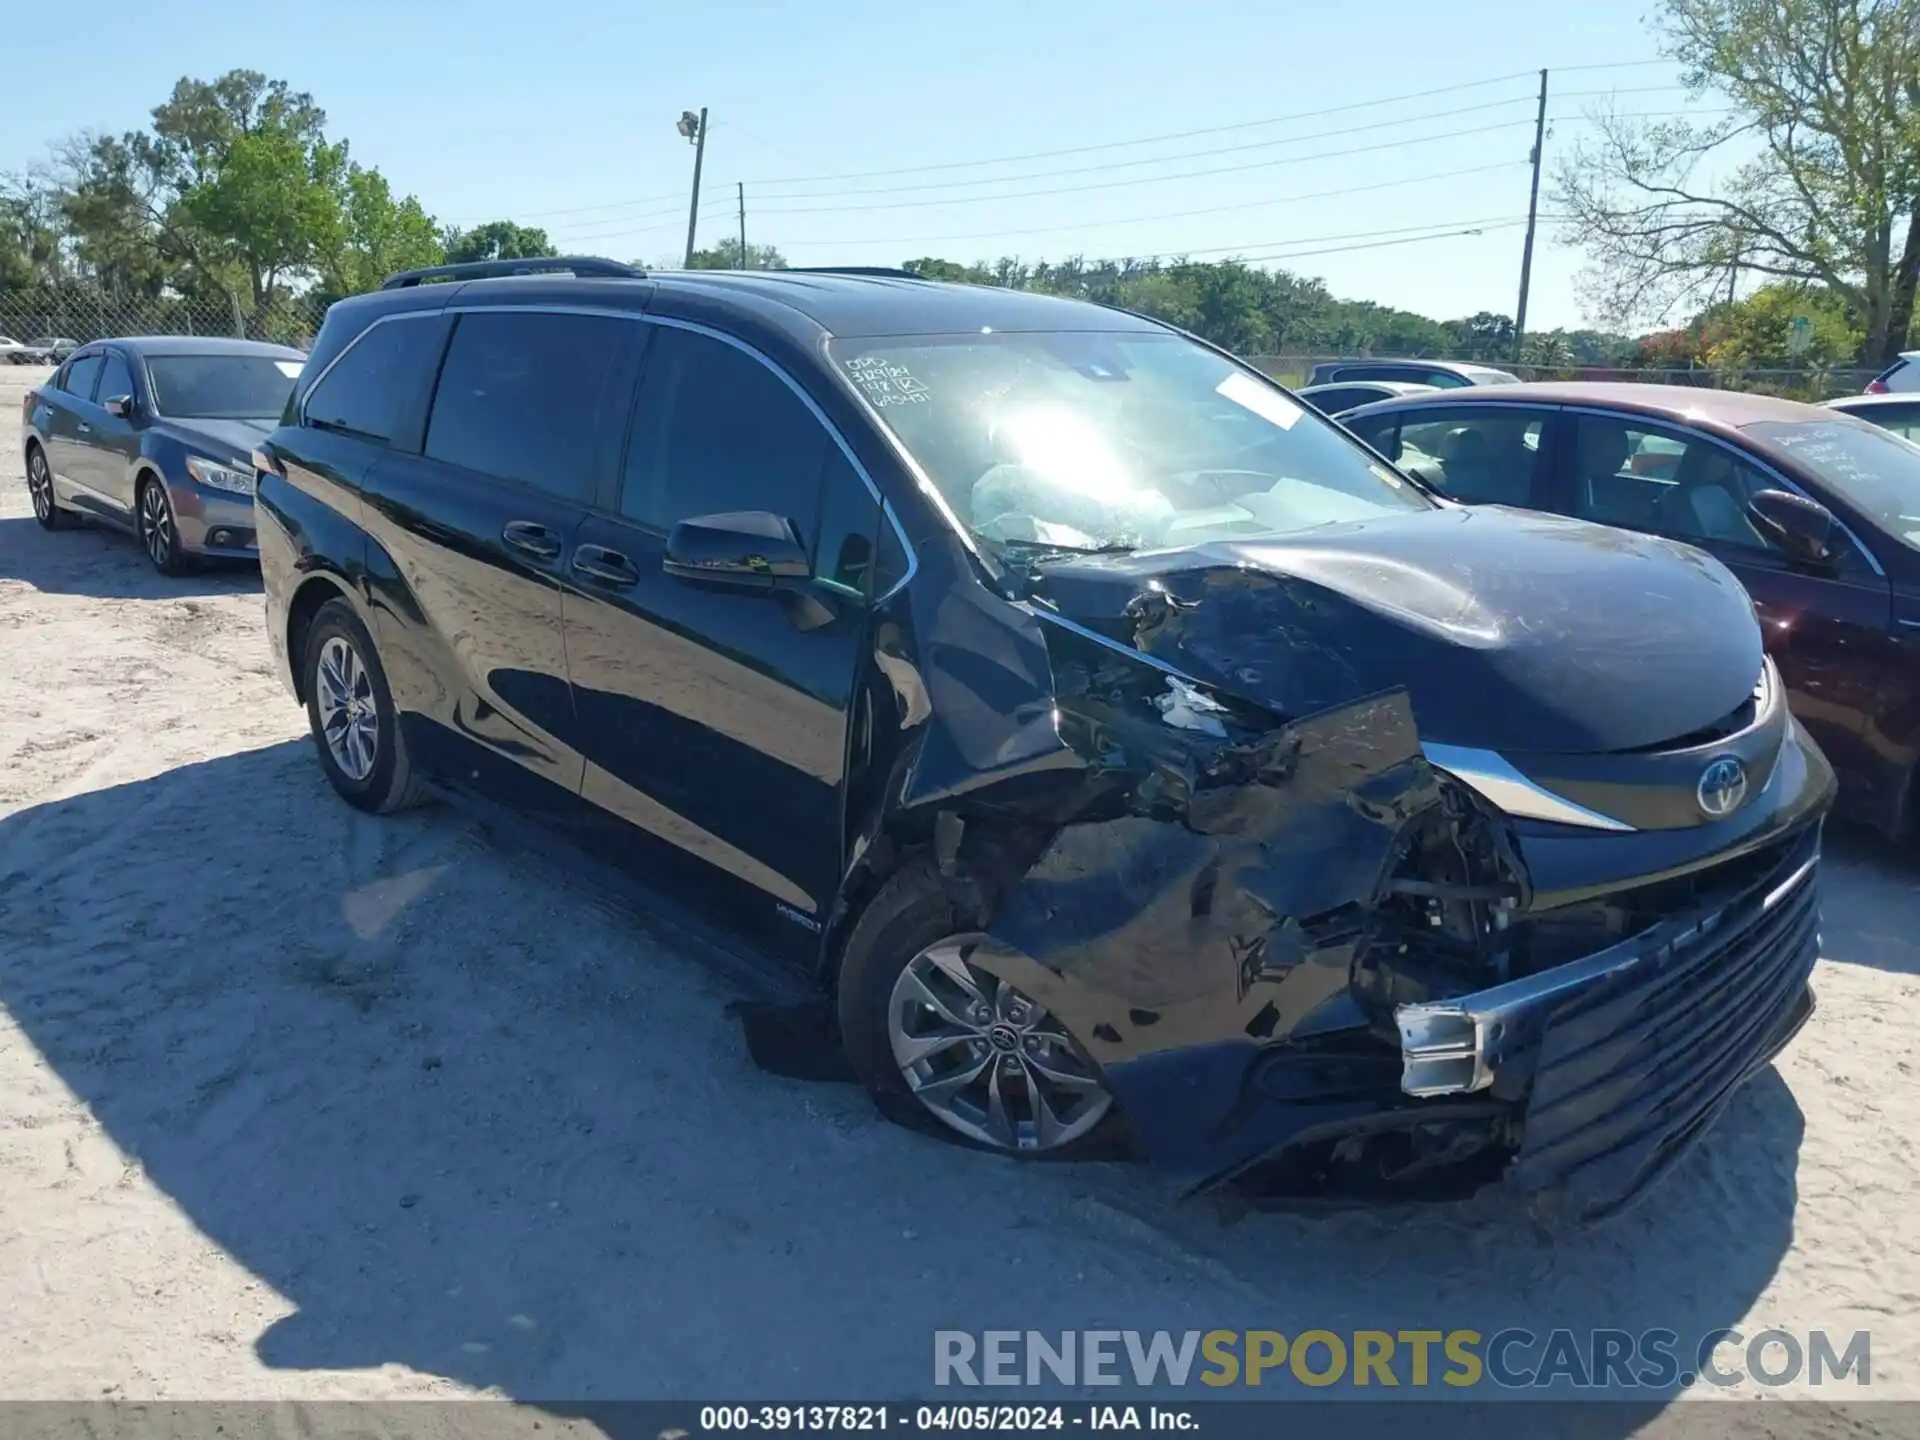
top-left (836, 858), bottom-right (1118, 1156)
top-left (302, 599), bottom-right (426, 815)
top-left (26, 444), bottom-right (75, 531)
top-left (136, 476), bottom-right (192, 575)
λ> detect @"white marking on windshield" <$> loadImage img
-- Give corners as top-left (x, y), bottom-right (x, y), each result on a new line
top-left (1216, 371), bottom-right (1302, 430)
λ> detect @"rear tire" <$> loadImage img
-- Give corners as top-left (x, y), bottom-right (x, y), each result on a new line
top-left (26, 444), bottom-right (75, 531)
top-left (836, 857), bottom-right (1120, 1157)
top-left (301, 599), bottom-right (426, 815)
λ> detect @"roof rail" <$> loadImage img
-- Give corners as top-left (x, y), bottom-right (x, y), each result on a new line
top-left (380, 255), bottom-right (644, 290)
top-left (784, 266), bottom-right (927, 280)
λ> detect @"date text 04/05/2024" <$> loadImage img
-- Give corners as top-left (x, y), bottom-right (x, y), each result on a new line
top-left (694, 1404), bottom-right (1196, 1432)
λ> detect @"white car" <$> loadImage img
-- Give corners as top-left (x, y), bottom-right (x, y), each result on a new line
top-left (1864, 350), bottom-right (1919, 394)
top-left (0, 336), bottom-right (25, 361)
top-left (1823, 390), bottom-right (1920, 441)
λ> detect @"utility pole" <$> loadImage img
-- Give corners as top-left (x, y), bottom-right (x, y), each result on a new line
top-left (678, 107), bottom-right (708, 268)
top-left (1513, 68), bottom-right (1549, 363)
top-left (738, 181), bottom-right (748, 268)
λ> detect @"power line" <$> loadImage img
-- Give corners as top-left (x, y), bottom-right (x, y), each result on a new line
top-left (745, 117), bottom-right (1535, 218)
top-left (733, 72), bottom-right (1546, 189)
top-left (760, 161), bottom-right (1523, 250)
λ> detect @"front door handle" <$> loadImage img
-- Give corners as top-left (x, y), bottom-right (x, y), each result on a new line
top-left (76, 422), bottom-right (91, 434)
top-left (502, 520), bottom-right (562, 561)
top-left (572, 544), bottom-right (639, 588)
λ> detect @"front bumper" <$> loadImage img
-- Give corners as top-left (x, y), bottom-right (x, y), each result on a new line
top-left (165, 478), bottom-right (259, 558)
top-left (976, 689), bottom-right (1833, 1226)
top-left (1402, 821), bottom-right (1820, 1225)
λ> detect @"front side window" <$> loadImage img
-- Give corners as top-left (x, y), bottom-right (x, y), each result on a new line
top-left (149, 354), bottom-right (300, 419)
top-left (1380, 409), bottom-right (1545, 506)
top-left (424, 312), bottom-right (638, 501)
top-left (621, 326), bottom-right (830, 537)
top-left (830, 331), bottom-right (1427, 556)
top-left (59, 353), bottom-right (103, 399)
top-left (95, 353), bottom-right (135, 406)
top-left (1743, 418), bottom-right (1920, 553)
top-left (1571, 415), bottom-right (1794, 557)
top-left (305, 317), bottom-right (439, 443)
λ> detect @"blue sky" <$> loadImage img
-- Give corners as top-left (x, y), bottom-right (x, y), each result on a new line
top-left (2, 0), bottom-right (1704, 330)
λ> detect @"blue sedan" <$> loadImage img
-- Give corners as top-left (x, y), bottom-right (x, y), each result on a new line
top-left (21, 335), bottom-right (304, 574)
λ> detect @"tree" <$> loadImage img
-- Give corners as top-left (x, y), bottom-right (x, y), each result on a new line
top-left (1442, 311), bottom-right (1517, 362)
top-left (1696, 281), bottom-right (1861, 369)
top-left (322, 165), bottom-right (442, 293)
top-left (1555, 0), bottom-right (1920, 364)
top-left (58, 72), bottom-right (353, 335)
top-left (687, 239), bottom-right (786, 270)
top-left (443, 220), bottom-right (555, 264)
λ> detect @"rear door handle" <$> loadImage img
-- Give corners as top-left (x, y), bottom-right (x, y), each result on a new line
top-left (572, 544), bottom-right (639, 588)
top-left (501, 520), bottom-right (562, 561)
top-left (76, 422), bottom-right (91, 434)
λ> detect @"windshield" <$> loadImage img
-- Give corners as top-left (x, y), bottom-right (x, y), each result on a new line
top-left (147, 353), bottom-right (302, 420)
top-left (1742, 418), bottom-right (1920, 551)
top-left (829, 331), bottom-right (1429, 555)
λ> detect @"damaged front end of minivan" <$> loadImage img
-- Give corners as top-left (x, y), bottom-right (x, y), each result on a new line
top-left (833, 539), bottom-right (1831, 1229)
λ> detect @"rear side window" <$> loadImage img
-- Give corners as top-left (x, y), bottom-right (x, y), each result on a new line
top-left (620, 326), bottom-right (829, 536)
top-left (60, 353), bottom-right (103, 399)
top-left (425, 311), bottom-right (640, 501)
top-left (1390, 409), bottom-right (1546, 505)
top-left (304, 316), bottom-right (440, 443)
top-left (96, 352), bottom-right (135, 405)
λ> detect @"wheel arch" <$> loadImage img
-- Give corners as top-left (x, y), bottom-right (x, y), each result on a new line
top-left (285, 573), bottom-right (361, 706)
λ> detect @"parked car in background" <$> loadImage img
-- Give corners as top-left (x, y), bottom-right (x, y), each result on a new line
top-left (13, 336), bottom-right (80, 365)
top-left (20, 336), bottom-right (305, 574)
top-left (1306, 358), bottom-right (1519, 389)
top-left (0, 336), bottom-right (25, 363)
top-left (1341, 382), bottom-right (1920, 837)
top-left (1296, 379), bottom-right (1438, 415)
top-left (1863, 351), bottom-right (1918, 394)
top-left (254, 257), bottom-right (1830, 1225)
top-left (1824, 391), bottom-right (1920, 441)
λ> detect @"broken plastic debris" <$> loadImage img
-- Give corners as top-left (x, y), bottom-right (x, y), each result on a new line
top-left (1154, 676), bottom-right (1230, 737)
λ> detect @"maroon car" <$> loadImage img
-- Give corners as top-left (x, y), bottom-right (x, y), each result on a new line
top-left (1341, 382), bottom-right (1920, 837)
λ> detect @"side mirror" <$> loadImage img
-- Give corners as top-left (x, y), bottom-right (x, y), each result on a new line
top-left (664, 510), bottom-right (809, 590)
top-left (1747, 488), bottom-right (1838, 565)
top-left (103, 394), bottom-right (134, 419)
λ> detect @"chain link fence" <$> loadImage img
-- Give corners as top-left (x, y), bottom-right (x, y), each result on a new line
top-left (0, 286), bottom-right (318, 356)
top-left (0, 287), bottom-right (1883, 398)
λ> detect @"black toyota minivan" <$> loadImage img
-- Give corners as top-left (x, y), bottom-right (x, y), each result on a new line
top-left (255, 257), bottom-right (1833, 1224)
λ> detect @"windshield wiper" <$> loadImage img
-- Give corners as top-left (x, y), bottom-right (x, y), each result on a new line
top-left (995, 537), bottom-right (1138, 560)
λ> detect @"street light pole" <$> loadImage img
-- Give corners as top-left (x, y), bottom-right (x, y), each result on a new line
top-left (678, 107), bottom-right (708, 268)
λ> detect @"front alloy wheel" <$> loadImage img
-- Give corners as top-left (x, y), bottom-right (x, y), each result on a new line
top-left (137, 479), bottom-right (187, 574)
top-left (886, 934), bottom-right (1113, 1153)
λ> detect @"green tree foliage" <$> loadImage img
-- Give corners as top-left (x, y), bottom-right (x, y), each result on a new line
top-left (323, 166), bottom-right (442, 293)
top-left (43, 70), bottom-right (445, 335)
top-left (686, 239), bottom-right (787, 269)
top-left (1556, 0), bottom-right (1920, 364)
top-left (1697, 282), bottom-right (1862, 369)
top-left (443, 220), bottom-right (556, 264)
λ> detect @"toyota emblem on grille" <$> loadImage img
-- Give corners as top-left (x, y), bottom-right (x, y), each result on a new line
top-left (1697, 755), bottom-right (1748, 818)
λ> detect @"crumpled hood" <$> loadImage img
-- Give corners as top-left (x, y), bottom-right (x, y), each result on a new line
top-left (1027, 505), bottom-right (1764, 754)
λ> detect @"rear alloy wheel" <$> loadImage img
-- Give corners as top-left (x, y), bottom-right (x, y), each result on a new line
top-left (301, 598), bottom-right (426, 814)
top-left (27, 446), bottom-right (75, 531)
top-left (886, 935), bottom-right (1113, 1153)
top-left (137, 477), bottom-right (190, 575)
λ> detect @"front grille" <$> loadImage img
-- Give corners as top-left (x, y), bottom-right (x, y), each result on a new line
top-left (1513, 826), bottom-right (1819, 1224)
